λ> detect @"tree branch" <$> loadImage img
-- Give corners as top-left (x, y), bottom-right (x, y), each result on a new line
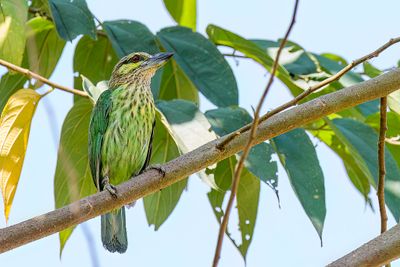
top-left (378, 96), bottom-right (388, 234)
top-left (212, 0), bottom-right (299, 266)
top-left (327, 222), bottom-right (400, 267)
top-left (0, 59), bottom-right (88, 97)
top-left (0, 69), bottom-right (399, 253)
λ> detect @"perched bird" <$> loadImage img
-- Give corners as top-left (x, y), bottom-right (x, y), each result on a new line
top-left (88, 51), bottom-right (173, 253)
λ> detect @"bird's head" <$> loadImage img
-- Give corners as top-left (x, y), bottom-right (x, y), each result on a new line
top-left (109, 51), bottom-right (173, 88)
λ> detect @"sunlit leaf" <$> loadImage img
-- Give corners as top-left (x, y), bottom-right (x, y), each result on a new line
top-left (156, 100), bottom-right (217, 188)
top-left (273, 128), bottom-right (326, 241)
top-left (363, 62), bottom-right (382, 78)
top-left (0, 0), bottom-right (28, 65)
top-left (54, 99), bottom-right (96, 254)
top-left (163, 0), bottom-right (196, 30)
top-left (143, 111), bottom-right (187, 229)
top-left (158, 26), bottom-right (238, 107)
top-left (0, 89), bottom-right (40, 221)
top-left (49, 0), bottom-right (96, 41)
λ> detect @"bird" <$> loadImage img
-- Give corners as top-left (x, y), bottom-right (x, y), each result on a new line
top-left (88, 51), bottom-right (173, 253)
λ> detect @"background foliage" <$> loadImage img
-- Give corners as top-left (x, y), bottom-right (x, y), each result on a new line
top-left (0, 0), bottom-right (399, 265)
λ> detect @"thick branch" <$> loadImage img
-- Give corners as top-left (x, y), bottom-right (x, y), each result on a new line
top-left (327, 223), bottom-right (400, 267)
top-left (0, 59), bottom-right (87, 97)
top-left (0, 69), bottom-right (400, 253)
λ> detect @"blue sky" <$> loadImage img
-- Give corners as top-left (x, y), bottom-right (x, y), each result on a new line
top-left (1, 0), bottom-right (400, 266)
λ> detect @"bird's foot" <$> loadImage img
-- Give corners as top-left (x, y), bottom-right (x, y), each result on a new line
top-left (102, 176), bottom-right (118, 198)
top-left (146, 164), bottom-right (166, 178)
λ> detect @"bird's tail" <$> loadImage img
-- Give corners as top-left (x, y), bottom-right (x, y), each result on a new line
top-left (101, 207), bottom-right (127, 253)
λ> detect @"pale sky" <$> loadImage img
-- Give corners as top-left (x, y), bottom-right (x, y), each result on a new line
top-left (1, 1), bottom-right (400, 266)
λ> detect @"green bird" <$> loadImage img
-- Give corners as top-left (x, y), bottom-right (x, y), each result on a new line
top-left (88, 51), bottom-right (173, 253)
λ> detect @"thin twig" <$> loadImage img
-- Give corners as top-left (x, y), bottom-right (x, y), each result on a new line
top-left (211, 1), bottom-right (300, 266)
top-left (222, 53), bottom-right (250, 59)
top-left (378, 96), bottom-right (390, 267)
top-left (217, 37), bottom-right (400, 150)
top-left (0, 58), bottom-right (87, 97)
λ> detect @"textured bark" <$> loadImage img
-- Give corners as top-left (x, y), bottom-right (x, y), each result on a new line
top-left (0, 69), bottom-right (400, 256)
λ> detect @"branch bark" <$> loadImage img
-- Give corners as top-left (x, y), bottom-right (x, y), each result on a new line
top-left (0, 69), bottom-right (400, 254)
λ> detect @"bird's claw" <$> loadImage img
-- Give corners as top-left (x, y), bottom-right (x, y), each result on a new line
top-left (102, 176), bottom-right (118, 198)
top-left (146, 164), bottom-right (166, 178)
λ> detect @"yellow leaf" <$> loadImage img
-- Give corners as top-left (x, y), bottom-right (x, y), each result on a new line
top-left (0, 89), bottom-right (40, 222)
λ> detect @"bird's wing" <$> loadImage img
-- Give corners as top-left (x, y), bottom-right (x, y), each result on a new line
top-left (88, 89), bottom-right (113, 191)
top-left (139, 119), bottom-right (156, 174)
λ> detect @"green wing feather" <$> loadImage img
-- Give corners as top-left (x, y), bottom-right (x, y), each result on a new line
top-left (88, 89), bottom-right (113, 191)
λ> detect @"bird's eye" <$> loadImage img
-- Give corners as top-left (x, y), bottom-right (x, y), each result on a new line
top-left (130, 55), bottom-right (141, 63)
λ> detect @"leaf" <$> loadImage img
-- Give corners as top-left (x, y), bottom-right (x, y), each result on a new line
top-left (0, 0), bottom-right (28, 66)
top-left (310, 120), bottom-right (371, 200)
top-left (54, 99), bottom-right (96, 253)
top-left (363, 62), bottom-right (382, 78)
top-left (208, 156), bottom-right (260, 260)
top-left (206, 24), bottom-right (304, 96)
top-left (163, 0), bottom-right (196, 30)
top-left (73, 34), bottom-right (118, 91)
top-left (158, 60), bottom-right (199, 103)
top-left (143, 111), bottom-right (187, 230)
top-left (273, 128), bottom-right (326, 241)
top-left (251, 39), bottom-right (317, 76)
top-left (80, 76), bottom-right (108, 104)
top-left (0, 89), bottom-right (41, 221)
top-left (158, 26), bottom-right (238, 107)
top-left (25, 16), bottom-right (66, 78)
top-left (103, 20), bottom-right (159, 57)
top-left (314, 54), bottom-right (379, 117)
top-left (328, 118), bottom-right (400, 220)
top-left (0, 73), bottom-right (27, 115)
top-left (156, 100), bottom-right (217, 188)
top-left (388, 90), bottom-right (400, 115)
top-left (49, 0), bottom-right (96, 41)
top-left (205, 107), bottom-right (278, 190)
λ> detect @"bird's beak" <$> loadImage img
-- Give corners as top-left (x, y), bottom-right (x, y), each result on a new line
top-left (143, 52), bottom-right (174, 69)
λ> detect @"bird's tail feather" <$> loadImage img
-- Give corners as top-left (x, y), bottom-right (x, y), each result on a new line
top-left (101, 207), bottom-right (127, 253)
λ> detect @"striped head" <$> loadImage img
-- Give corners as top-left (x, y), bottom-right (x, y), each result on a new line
top-left (109, 52), bottom-right (173, 88)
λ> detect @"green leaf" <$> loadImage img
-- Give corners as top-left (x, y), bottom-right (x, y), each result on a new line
top-left (0, 0), bottom-right (28, 66)
top-left (158, 60), bottom-right (199, 103)
top-left (251, 39), bottom-right (317, 76)
top-left (49, 0), bottom-right (96, 41)
top-left (206, 24), bottom-right (304, 96)
top-left (73, 34), bottom-right (118, 88)
top-left (310, 119), bottom-right (371, 200)
top-left (158, 26), bottom-right (238, 107)
top-left (314, 54), bottom-right (378, 117)
top-left (329, 118), bottom-right (400, 220)
top-left (25, 17), bottom-right (66, 78)
top-left (208, 156), bottom-right (260, 260)
top-left (30, 0), bottom-right (51, 15)
top-left (163, 0), bottom-right (196, 30)
top-left (143, 111), bottom-right (187, 229)
top-left (363, 62), bottom-right (382, 78)
top-left (156, 100), bottom-right (217, 188)
top-left (273, 128), bottom-right (326, 241)
top-left (205, 107), bottom-right (278, 190)
top-left (0, 72), bottom-right (27, 114)
top-left (54, 99), bottom-right (96, 254)
top-left (103, 20), bottom-right (159, 57)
